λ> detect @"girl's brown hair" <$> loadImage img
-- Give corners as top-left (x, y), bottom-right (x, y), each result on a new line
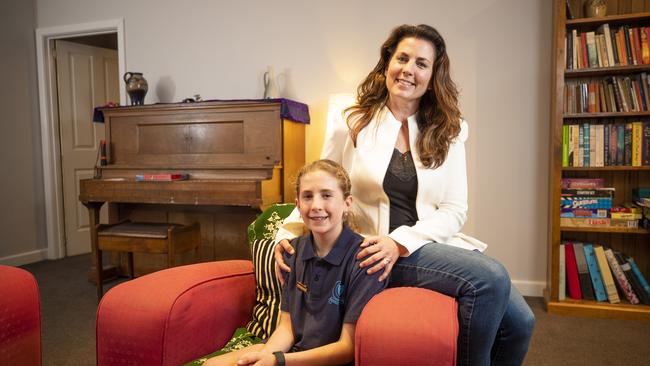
top-left (346, 24), bottom-right (461, 168)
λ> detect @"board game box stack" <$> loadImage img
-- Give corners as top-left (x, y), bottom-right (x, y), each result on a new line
top-left (561, 178), bottom-right (645, 229)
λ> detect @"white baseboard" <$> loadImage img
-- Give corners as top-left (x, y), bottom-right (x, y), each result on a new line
top-left (0, 249), bottom-right (49, 266)
top-left (512, 279), bottom-right (546, 297)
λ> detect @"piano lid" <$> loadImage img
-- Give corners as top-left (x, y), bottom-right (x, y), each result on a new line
top-left (99, 101), bottom-right (283, 179)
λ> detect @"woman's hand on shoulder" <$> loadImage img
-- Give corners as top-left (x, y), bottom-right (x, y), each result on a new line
top-left (356, 235), bottom-right (402, 282)
top-left (274, 239), bottom-right (294, 286)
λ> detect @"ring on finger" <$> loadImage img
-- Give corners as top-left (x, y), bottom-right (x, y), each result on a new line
top-left (383, 258), bottom-right (391, 266)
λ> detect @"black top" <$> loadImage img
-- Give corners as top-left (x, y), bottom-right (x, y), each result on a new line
top-left (280, 225), bottom-right (386, 364)
top-left (383, 149), bottom-right (419, 232)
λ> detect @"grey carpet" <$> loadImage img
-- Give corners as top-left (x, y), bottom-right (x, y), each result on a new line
top-left (20, 254), bottom-right (650, 366)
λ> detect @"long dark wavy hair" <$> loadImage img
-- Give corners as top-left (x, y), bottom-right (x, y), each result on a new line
top-left (345, 24), bottom-right (461, 168)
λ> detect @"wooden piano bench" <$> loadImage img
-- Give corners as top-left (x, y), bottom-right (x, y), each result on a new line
top-left (95, 221), bottom-right (200, 298)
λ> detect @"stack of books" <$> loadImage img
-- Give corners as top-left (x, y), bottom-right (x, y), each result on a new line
top-left (635, 188), bottom-right (650, 229)
top-left (560, 178), bottom-right (613, 227)
top-left (560, 179), bottom-right (646, 229)
top-left (560, 241), bottom-right (650, 305)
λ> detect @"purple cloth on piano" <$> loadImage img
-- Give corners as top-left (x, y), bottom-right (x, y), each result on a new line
top-left (93, 98), bottom-right (310, 124)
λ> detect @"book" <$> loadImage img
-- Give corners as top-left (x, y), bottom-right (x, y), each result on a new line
top-left (558, 244), bottom-right (566, 301)
top-left (135, 173), bottom-right (190, 182)
top-left (614, 252), bottom-right (650, 305)
top-left (561, 188), bottom-right (615, 197)
top-left (604, 248), bottom-right (639, 304)
top-left (560, 217), bottom-right (610, 227)
top-left (561, 178), bottom-right (605, 189)
top-left (564, 243), bottom-right (582, 300)
top-left (573, 243), bottom-right (595, 300)
top-left (633, 187), bottom-right (650, 198)
top-left (627, 257), bottom-right (650, 298)
top-left (560, 208), bottom-right (609, 218)
top-left (594, 246), bottom-right (620, 303)
top-left (583, 244), bottom-right (607, 302)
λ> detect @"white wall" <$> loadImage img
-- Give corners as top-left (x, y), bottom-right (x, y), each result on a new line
top-left (36, 0), bottom-right (551, 295)
top-left (0, 0), bottom-right (48, 265)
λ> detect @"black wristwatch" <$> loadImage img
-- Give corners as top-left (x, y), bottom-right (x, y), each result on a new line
top-left (273, 351), bottom-right (286, 366)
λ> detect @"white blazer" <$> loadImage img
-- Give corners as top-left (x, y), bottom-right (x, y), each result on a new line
top-left (276, 105), bottom-right (487, 254)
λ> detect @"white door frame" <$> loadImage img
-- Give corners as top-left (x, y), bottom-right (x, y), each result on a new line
top-left (35, 19), bottom-right (127, 259)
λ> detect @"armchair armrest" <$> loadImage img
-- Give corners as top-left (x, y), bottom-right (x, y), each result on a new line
top-left (355, 287), bottom-right (458, 366)
top-left (97, 260), bottom-right (255, 366)
top-left (0, 265), bottom-right (41, 366)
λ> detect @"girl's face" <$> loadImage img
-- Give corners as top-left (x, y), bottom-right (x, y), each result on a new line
top-left (296, 170), bottom-right (352, 243)
top-left (385, 37), bottom-right (435, 106)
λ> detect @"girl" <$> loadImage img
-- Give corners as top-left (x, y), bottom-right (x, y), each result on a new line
top-left (204, 159), bottom-right (386, 366)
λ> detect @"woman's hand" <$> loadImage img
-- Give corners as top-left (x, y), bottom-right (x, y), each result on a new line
top-left (236, 351), bottom-right (275, 366)
top-left (274, 239), bottom-right (294, 286)
top-left (356, 235), bottom-right (402, 281)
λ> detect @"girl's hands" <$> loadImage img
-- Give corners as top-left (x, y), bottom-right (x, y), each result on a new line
top-left (356, 235), bottom-right (403, 282)
top-left (274, 239), bottom-right (294, 286)
top-left (236, 351), bottom-right (275, 366)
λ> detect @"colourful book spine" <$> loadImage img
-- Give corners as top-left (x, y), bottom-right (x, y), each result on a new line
top-left (558, 244), bottom-right (566, 301)
top-left (583, 123), bottom-right (590, 167)
top-left (563, 125), bottom-right (569, 167)
top-left (573, 243), bottom-right (595, 300)
top-left (604, 249), bottom-right (639, 304)
top-left (564, 243), bottom-right (582, 300)
top-left (627, 257), bottom-right (650, 297)
top-left (583, 244), bottom-right (607, 302)
top-left (642, 122), bottom-right (650, 166)
top-left (594, 246), bottom-right (620, 303)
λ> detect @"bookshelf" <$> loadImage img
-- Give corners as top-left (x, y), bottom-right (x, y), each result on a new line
top-left (547, 0), bottom-right (650, 320)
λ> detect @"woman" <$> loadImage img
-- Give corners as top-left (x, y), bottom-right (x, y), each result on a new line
top-left (275, 24), bottom-right (535, 366)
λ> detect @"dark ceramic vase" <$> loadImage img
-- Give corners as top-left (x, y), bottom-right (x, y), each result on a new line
top-left (123, 72), bottom-right (148, 105)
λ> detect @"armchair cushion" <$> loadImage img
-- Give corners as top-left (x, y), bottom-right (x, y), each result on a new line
top-left (0, 265), bottom-right (41, 366)
top-left (244, 204), bottom-right (295, 339)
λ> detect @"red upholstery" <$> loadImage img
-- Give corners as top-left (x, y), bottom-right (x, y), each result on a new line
top-left (0, 265), bottom-right (41, 366)
top-left (97, 262), bottom-right (458, 366)
top-left (355, 287), bottom-right (458, 366)
top-left (96, 261), bottom-right (255, 366)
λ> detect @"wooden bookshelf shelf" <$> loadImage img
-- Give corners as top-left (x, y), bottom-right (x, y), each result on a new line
top-left (546, 299), bottom-right (650, 320)
top-left (564, 111), bottom-right (650, 118)
top-left (565, 64), bottom-right (650, 77)
top-left (548, 0), bottom-right (650, 321)
top-left (560, 226), bottom-right (650, 234)
top-left (566, 11), bottom-right (650, 26)
top-left (562, 166), bottom-right (650, 171)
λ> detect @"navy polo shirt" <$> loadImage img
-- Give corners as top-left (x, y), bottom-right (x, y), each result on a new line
top-left (281, 225), bottom-right (387, 357)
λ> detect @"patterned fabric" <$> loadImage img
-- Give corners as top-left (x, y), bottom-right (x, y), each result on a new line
top-left (247, 203), bottom-right (296, 243)
top-left (183, 328), bottom-right (261, 365)
top-left (245, 238), bottom-right (282, 339)
top-left (245, 203), bottom-right (296, 338)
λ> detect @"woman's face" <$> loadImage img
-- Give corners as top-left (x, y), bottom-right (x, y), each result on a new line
top-left (385, 37), bottom-right (435, 106)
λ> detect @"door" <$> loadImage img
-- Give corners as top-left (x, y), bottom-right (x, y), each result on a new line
top-left (55, 40), bottom-right (119, 256)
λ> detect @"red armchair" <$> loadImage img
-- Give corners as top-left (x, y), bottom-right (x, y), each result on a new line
top-left (96, 260), bottom-right (458, 366)
top-left (0, 265), bottom-right (42, 366)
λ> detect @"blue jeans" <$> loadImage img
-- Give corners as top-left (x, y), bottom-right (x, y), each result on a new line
top-left (389, 243), bottom-right (535, 366)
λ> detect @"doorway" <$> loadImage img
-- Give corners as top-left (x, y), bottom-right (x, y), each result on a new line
top-left (53, 35), bottom-right (119, 256)
top-left (36, 19), bottom-right (126, 259)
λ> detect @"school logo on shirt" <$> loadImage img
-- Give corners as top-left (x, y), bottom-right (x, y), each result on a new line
top-left (328, 281), bottom-right (345, 305)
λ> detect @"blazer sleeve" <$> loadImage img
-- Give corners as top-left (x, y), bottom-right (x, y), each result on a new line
top-left (320, 104), bottom-right (350, 162)
top-left (388, 120), bottom-right (469, 254)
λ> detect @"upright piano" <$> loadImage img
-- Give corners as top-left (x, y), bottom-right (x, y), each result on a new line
top-left (79, 100), bottom-right (306, 289)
